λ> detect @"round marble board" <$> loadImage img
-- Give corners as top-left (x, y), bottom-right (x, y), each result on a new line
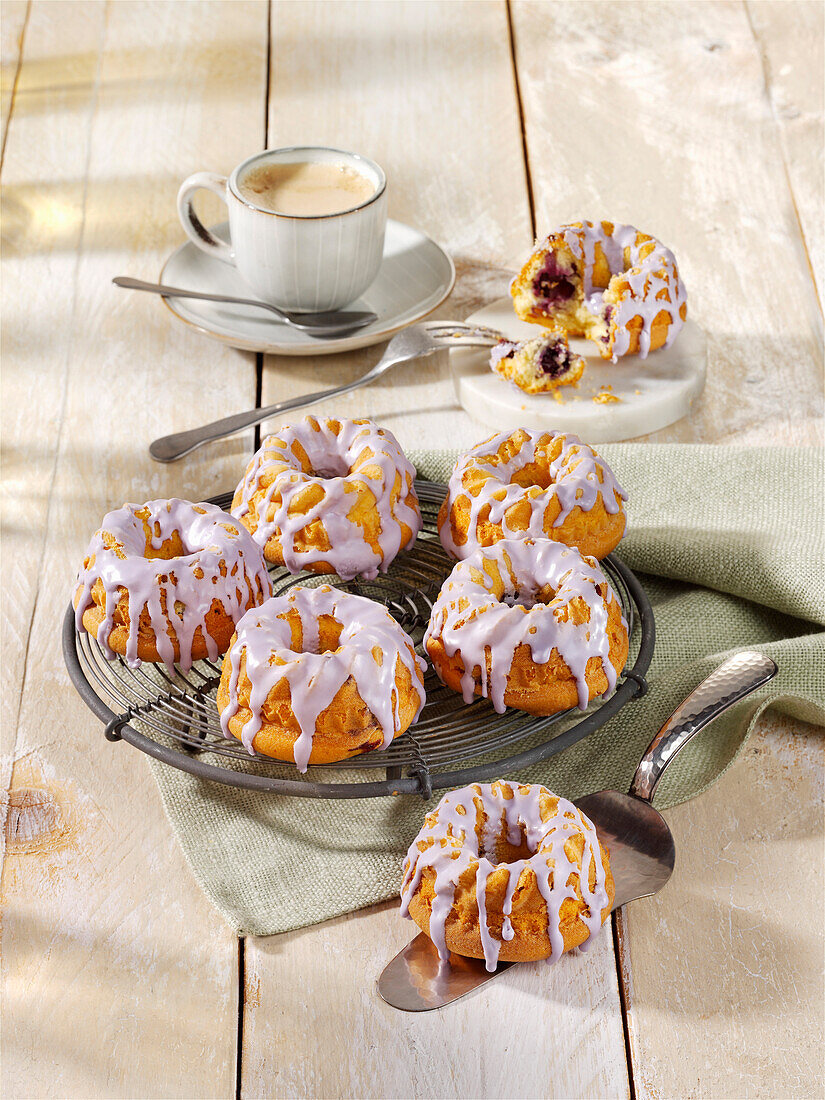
top-left (450, 298), bottom-right (706, 443)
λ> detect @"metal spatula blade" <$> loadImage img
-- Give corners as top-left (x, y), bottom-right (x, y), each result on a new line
top-left (574, 790), bottom-right (674, 909)
top-left (378, 651), bottom-right (777, 1012)
top-left (378, 934), bottom-right (514, 1012)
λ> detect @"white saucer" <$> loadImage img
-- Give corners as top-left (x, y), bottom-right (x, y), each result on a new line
top-left (451, 299), bottom-right (707, 442)
top-left (159, 219), bottom-right (455, 356)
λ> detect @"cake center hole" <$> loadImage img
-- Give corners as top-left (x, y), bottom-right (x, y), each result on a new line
top-left (310, 454), bottom-right (351, 478)
top-left (142, 530), bottom-right (189, 560)
top-left (509, 461), bottom-right (554, 490)
top-left (299, 614), bottom-right (343, 654)
top-left (501, 592), bottom-right (534, 609)
top-left (484, 822), bottom-right (535, 864)
top-left (501, 583), bottom-right (555, 610)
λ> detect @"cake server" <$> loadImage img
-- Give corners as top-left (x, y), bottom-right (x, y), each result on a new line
top-left (378, 650), bottom-right (777, 1012)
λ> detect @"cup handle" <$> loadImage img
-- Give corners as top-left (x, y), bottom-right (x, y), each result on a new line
top-left (176, 172), bottom-right (235, 264)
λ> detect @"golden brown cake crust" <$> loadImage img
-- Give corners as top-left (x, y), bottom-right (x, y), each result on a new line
top-left (406, 846), bottom-right (615, 962)
top-left (426, 601), bottom-right (629, 716)
top-left (77, 587), bottom-right (240, 666)
top-left (217, 648), bottom-right (423, 764)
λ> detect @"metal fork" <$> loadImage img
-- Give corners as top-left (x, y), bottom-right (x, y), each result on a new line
top-left (149, 321), bottom-right (506, 462)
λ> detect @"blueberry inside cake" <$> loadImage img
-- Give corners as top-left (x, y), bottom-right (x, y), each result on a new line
top-left (511, 236), bottom-right (616, 349)
top-left (490, 332), bottom-right (584, 394)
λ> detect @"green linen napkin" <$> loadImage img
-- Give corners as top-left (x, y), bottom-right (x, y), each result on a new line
top-left (148, 445), bottom-right (824, 936)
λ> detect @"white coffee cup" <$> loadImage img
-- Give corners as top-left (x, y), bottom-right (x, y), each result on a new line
top-left (177, 146), bottom-right (387, 312)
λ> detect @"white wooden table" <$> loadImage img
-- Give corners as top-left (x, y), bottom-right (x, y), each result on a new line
top-left (2, 3), bottom-right (822, 1097)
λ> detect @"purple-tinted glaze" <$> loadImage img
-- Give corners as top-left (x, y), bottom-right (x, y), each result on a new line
top-left (219, 585), bottom-right (426, 771)
top-left (232, 417), bottom-right (422, 582)
top-left (440, 429), bottom-right (627, 561)
top-left (74, 499), bottom-right (272, 673)
top-left (400, 781), bottom-right (610, 971)
top-left (489, 340), bottom-right (517, 366)
top-left (424, 537), bottom-right (624, 714)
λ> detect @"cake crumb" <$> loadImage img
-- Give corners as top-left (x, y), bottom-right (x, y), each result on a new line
top-left (593, 385), bottom-right (622, 405)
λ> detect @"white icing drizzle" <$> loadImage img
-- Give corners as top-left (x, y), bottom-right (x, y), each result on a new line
top-left (400, 781), bottom-right (610, 971)
top-left (232, 416), bottom-right (422, 581)
top-left (558, 220), bottom-right (687, 360)
top-left (440, 429), bottom-right (627, 560)
top-left (424, 538), bottom-right (624, 713)
top-left (74, 498), bottom-right (272, 673)
top-left (219, 585), bottom-right (427, 771)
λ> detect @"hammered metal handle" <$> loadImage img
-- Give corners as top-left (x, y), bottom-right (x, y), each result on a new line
top-left (630, 651), bottom-right (778, 803)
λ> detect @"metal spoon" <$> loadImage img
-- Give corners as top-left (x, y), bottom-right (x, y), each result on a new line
top-left (112, 276), bottom-right (378, 337)
top-left (378, 650), bottom-right (778, 1011)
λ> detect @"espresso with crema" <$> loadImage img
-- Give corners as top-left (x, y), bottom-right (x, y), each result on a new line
top-left (238, 161), bottom-right (376, 217)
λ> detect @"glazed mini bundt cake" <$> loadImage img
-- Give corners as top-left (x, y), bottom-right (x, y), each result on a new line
top-left (424, 538), bottom-right (628, 715)
top-left (438, 428), bottom-right (627, 562)
top-left (511, 220), bottom-right (687, 360)
top-left (401, 780), bottom-right (614, 970)
top-left (217, 585), bottom-right (426, 771)
top-left (73, 498), bottom-right (272, 672)
top-left (232, 416), bottom-right (422, 582)
top-left (490, 331), bottom-right (585, 394)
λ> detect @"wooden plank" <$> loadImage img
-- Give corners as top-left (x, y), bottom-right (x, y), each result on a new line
top-left (243, 4), bottom-right (630, 1098)
top-left (1, 1), bottom-right (269, 1094)
top-left (619, 712), bottom-right (824, 1099)
top-left (255, 0), bottom-right (535, 455)
top-left (2, 0), bottom-right (105, 825)
top-left (244, 901), bottom-right (629, 1100)
top-left (0, 0), bottom-right (28, 152)
top-left (511, 0), bottom-right (823, 446)
top-left (746, 0), bottom-right (824, 311)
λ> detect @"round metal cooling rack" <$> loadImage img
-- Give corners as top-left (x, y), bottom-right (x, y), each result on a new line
top-left (64, 479), bottom-right (655, 799)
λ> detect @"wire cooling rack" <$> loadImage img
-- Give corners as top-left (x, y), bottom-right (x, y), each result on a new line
top-left (63, 479), bottom-right (654, 798)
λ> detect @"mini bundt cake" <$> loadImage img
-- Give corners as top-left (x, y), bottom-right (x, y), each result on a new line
top-left (73, 498), bottom-right (272, 672)
top-left (425, 538), bottom-right (628, 715)
top-left (232, 416), bottom-right (422, 582)
top-left (401, 780), bottom-right (614, 970)
top-left (438, 428), bottom-right (627, 562)
top-left (217, 585), bottom-right (426, 771)
top-left (511, 220), bottom-right (687, 360)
